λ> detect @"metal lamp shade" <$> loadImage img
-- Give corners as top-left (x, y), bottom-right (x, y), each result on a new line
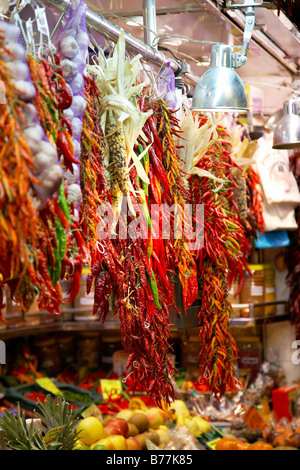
top-left (273, 99), bottom-right (300, 149)
top-left (264, 109), bottom-right (284, 132)
top-left (192, 44), bottom-right (248, 113)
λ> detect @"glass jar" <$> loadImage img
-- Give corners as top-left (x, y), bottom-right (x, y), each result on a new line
top-left (240, 264), bottom-right (265, 317)
top-left (227, 281), bottom-right (241, 318)
top-left (180, 336), bottom-right (200, 368)
top-left (74, 266), bottom-right (97, 321)
top-left (76, 331), bottom-right (101, 368)
top-left (33, 335), bottom-right (61, 376)
top-left (263, 264), bottom-right (276, 316)
top-left (237, 336), bottom-right (262, 384)
top-left (101, 335), bottom-right (122, 371)
top-left (57, 334), bottom-right (75, 367)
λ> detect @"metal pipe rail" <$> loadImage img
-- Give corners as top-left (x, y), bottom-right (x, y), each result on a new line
top-left (44, 0), bottom-right (200, 85)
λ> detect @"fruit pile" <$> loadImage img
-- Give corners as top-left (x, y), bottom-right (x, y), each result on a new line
top-left (215, 438), bottom-right (274, 451)
top-left (74, 408), bottom-right (171, 450)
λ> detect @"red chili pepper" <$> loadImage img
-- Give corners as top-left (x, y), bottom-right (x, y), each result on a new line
top-left (148, 166), bottom-right (161, 204)
top-left (61, 113), bottom-right (73, 137)
top-left (56, 78), bottom-right (73, 110)
top-left (57, 131), bottom-right (80, 170)
top-left (63, 261), bottom-right (82, 304)
top-left (148, 147), bottom-right (170, 200)
top-left (145, 118), bottom-right (164, 161)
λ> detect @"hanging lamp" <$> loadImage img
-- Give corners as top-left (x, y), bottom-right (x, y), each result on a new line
top-left (273, 98), bottom-right (300, 149)
top-left (192, 4), bottom-right (257, 113)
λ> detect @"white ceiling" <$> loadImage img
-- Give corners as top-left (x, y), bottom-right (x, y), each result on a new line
top-left (42, 0), bottom-right (300, 116)
top-left (80, 0), bottom-right (300, 115)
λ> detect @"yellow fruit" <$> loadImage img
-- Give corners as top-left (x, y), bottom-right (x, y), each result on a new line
top-left (90, 439), bottom-right (108, 450)
top-left (73, 439), bottom-right (85, 450)
top-left (156, 429), bottom-right (170, 445)
top-left (194, 416), bottom-right (211, 434)
top-left (76, 417), bottom-right (104, 446)
top-left (158, 425), bottom-right (169, 431)
top-left (116, 409), bottom-right (134, 421)
top-left (168, 400), bottom-right (190, 419)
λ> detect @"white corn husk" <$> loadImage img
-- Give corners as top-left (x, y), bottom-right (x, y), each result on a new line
top-left (86, 30), bottom-right (153, 221)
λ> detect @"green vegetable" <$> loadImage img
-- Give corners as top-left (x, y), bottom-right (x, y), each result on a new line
top-left (57, 181), bottom-right (71, 222)
top-left (146, 268), bottom-right (161, 309)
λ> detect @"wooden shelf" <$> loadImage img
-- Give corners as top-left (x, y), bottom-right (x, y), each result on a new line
top-left (0, 318), bottom-right (121, 340)
top-left (0, 301), bottom-right (290, 340)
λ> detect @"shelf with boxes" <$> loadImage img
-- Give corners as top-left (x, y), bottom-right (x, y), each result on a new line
top-left (169, 300), bottom-right (289, 330)
top-left (0, 299), bottom-right (290, 340)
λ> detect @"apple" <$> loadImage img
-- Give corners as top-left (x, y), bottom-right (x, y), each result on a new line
top-left (104, 418), bottom-right (128, 437)
top-left (91, 438), bottom-right (114, 450)
top-left (106, 434), bottom-right (127, 450)
top-left (145, 408), bottom-right (165, 429)
top-left (104, 424), bottom-right (120, 437)
top-left (116, 409), bottom-right (134, 421)
top-left (126, 437), bottom-right (142, 450)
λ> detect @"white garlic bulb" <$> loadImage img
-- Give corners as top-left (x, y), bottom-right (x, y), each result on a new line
top-left (67, 183), bottom-right (82, 205)
top-left (59, 35), bottom-right (79, 59)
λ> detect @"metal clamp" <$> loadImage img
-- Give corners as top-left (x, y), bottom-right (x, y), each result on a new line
top-left (232, 5), bottom-right (256, 68)
top-left (223, 0), bottom-right (265, 9)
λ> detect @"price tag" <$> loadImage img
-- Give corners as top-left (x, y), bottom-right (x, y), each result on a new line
top-left (44, 426), bottom-right (65, 445)
top-left (100, 379), bottom-right (122, 400)
top-left (26, 19), bottom-right (34, 46)
top-left (206, 438), bottom-right (221, 450)
top-left (243, 405), bottom-right (267, 431)
top-left (35, 6), bottom-right (50, 36)
top-left (81, 404), bottom-right (103, 421)
top-left (36, 378), bottom-right (63, 396)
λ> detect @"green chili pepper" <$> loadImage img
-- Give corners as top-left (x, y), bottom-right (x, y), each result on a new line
top-left (50, 217), bottom-right (67, 284)
top-left (146, 268), bottom-right (161, 309)
top-left (57, 181), bottom-right (71, 222)
top-left (140, 190), bottom-right (152, 232)
top-left (110, 291), bottom-right (115, 313)
top-left (137, 144), bottom-right (149, 196)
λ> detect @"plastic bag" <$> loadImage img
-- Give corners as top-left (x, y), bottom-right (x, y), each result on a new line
top-left (54, 0), bottom-right (89, 207)
top-left (164, 425), bottom-right (205, 450)
top-left (0, 20), bottom-right (62, 200)
top-left (156, 63), bottom-right (177, 110)
top-left (255, 230), bottom-right (290, 249)
top-left (254, 132), bottom-right (300, 205)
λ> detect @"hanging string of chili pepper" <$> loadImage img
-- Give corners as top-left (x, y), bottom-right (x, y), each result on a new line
top-left (0, 32), bottom-right (45, 315)
top-left (79, 75), bottom-right (109, 267)
top-left (142, 97), bottom-right (198, 313)
top-left (26, 53), bottom-right (88, 309)
top-left (81, 74), bottom-right (176, 407)
top-left (187, 115), bottom-right (252, 398)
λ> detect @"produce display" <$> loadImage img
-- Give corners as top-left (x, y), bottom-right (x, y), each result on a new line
top-left (0, 6), bottom-right (265, 407)
top-left (0, 0), bottom-right (298, 454)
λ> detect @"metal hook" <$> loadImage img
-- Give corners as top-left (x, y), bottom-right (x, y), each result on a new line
top-left (122, 371), bottom-right (134, 383)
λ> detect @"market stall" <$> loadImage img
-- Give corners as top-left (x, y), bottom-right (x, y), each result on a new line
top-left (0, 0), bottom-right (300, 453)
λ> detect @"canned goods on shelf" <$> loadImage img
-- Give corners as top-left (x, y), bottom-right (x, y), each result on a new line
top-left (240, 264), bottom-right (265, 317)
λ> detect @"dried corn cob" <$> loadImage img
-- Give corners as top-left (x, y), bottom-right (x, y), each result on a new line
top-left (231, 167), bottom-right (248, 220)
top-left (105, 111), bottom-right (128, 202)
